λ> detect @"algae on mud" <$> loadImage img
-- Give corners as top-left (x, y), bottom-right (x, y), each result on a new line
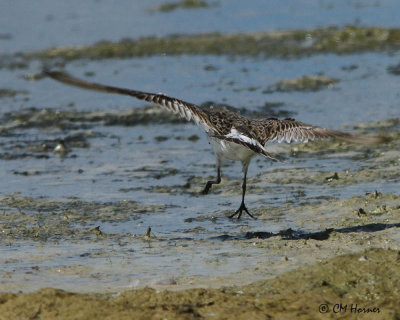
top-left (0, 248), bottom-right (398, 320)
top-left (0, 194), bottom-right (166, 242)
top-left (4, 26), bottom-right (400, 69)
top-left (0, 89), bottom-right (28, 98)
top-left (263, 75), bottom-right (339, 93)
top-left (150, 0), bottom-right (212, 13)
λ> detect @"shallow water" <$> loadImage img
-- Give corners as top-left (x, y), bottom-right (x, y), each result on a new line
top-left (2, 0), bottom-right (400, 53)
top-left (1, 0), bottom-right (400, 293)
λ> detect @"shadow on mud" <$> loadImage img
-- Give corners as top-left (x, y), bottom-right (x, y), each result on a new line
top-left (210, 221), bottom-right (400, 241)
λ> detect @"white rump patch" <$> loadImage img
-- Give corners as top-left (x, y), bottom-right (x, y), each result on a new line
top-left (225, 127), bottom-right (270, 152)
top-left (226, 128), bottom-right (259, 146)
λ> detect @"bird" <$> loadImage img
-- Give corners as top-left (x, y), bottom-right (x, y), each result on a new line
top-left (43, 70), bottom-right (378, 219)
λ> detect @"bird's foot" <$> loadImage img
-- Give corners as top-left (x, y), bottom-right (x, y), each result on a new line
top-left (202, 184), bottom-right (211, 195)
top-left (202, 180), bottom-right (218, 195)
top-left (229, 202), bottom-right (255, 219)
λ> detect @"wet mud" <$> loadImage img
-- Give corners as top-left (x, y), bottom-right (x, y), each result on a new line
top-left (0, 194), bottom-right (166, 241)
top-left (263, 75), bottom-right (340, 93)
top-left (0, 248), bottom-right (399, 319)
top-left (3, 26), bottom-right (400, 69)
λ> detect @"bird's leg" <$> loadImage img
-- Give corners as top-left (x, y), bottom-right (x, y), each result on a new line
top-left (229, 168), bottom-right (255, 219)
top-left (202, 167), bottom-right (221, 195)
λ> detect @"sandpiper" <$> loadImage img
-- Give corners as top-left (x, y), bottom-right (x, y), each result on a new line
top-left (44, 70), bottom-right (377, 219)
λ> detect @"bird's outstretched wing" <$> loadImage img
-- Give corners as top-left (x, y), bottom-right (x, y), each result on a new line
top-left (44, 70), bottom-right (209, 127)
top-left (261, 118), bottom-right (381, 144)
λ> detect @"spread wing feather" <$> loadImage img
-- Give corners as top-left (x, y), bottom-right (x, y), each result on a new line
top-left (44, 70), bottom-right (210, 128)
top-left (261, 118), bottom-right (355, 144)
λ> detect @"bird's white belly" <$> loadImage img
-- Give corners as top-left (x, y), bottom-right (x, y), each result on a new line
top-left (208, 136), bottom-right (255, 163)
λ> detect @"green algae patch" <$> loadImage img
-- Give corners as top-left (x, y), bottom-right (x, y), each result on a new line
top-left (150, 0), bottom-right (212, 12)
top-left (242, 248), bottom-right (400, 318)
top-left (257, 192), bottom-right (400, 227)
top-left (0, 106), bottom-right (188, 133)
top-left (0, 248), bottom-right (398, 319)
top-left (0, 89), bottom-right (28, 98)
top-left (0, 194), bottom-right (166, 242)
top-left (314, 25), bottom-right (400, 54)
top-left (264, 75), bottom-right (339, 93)
top-left (15, 26), bottom-right (400, 66)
